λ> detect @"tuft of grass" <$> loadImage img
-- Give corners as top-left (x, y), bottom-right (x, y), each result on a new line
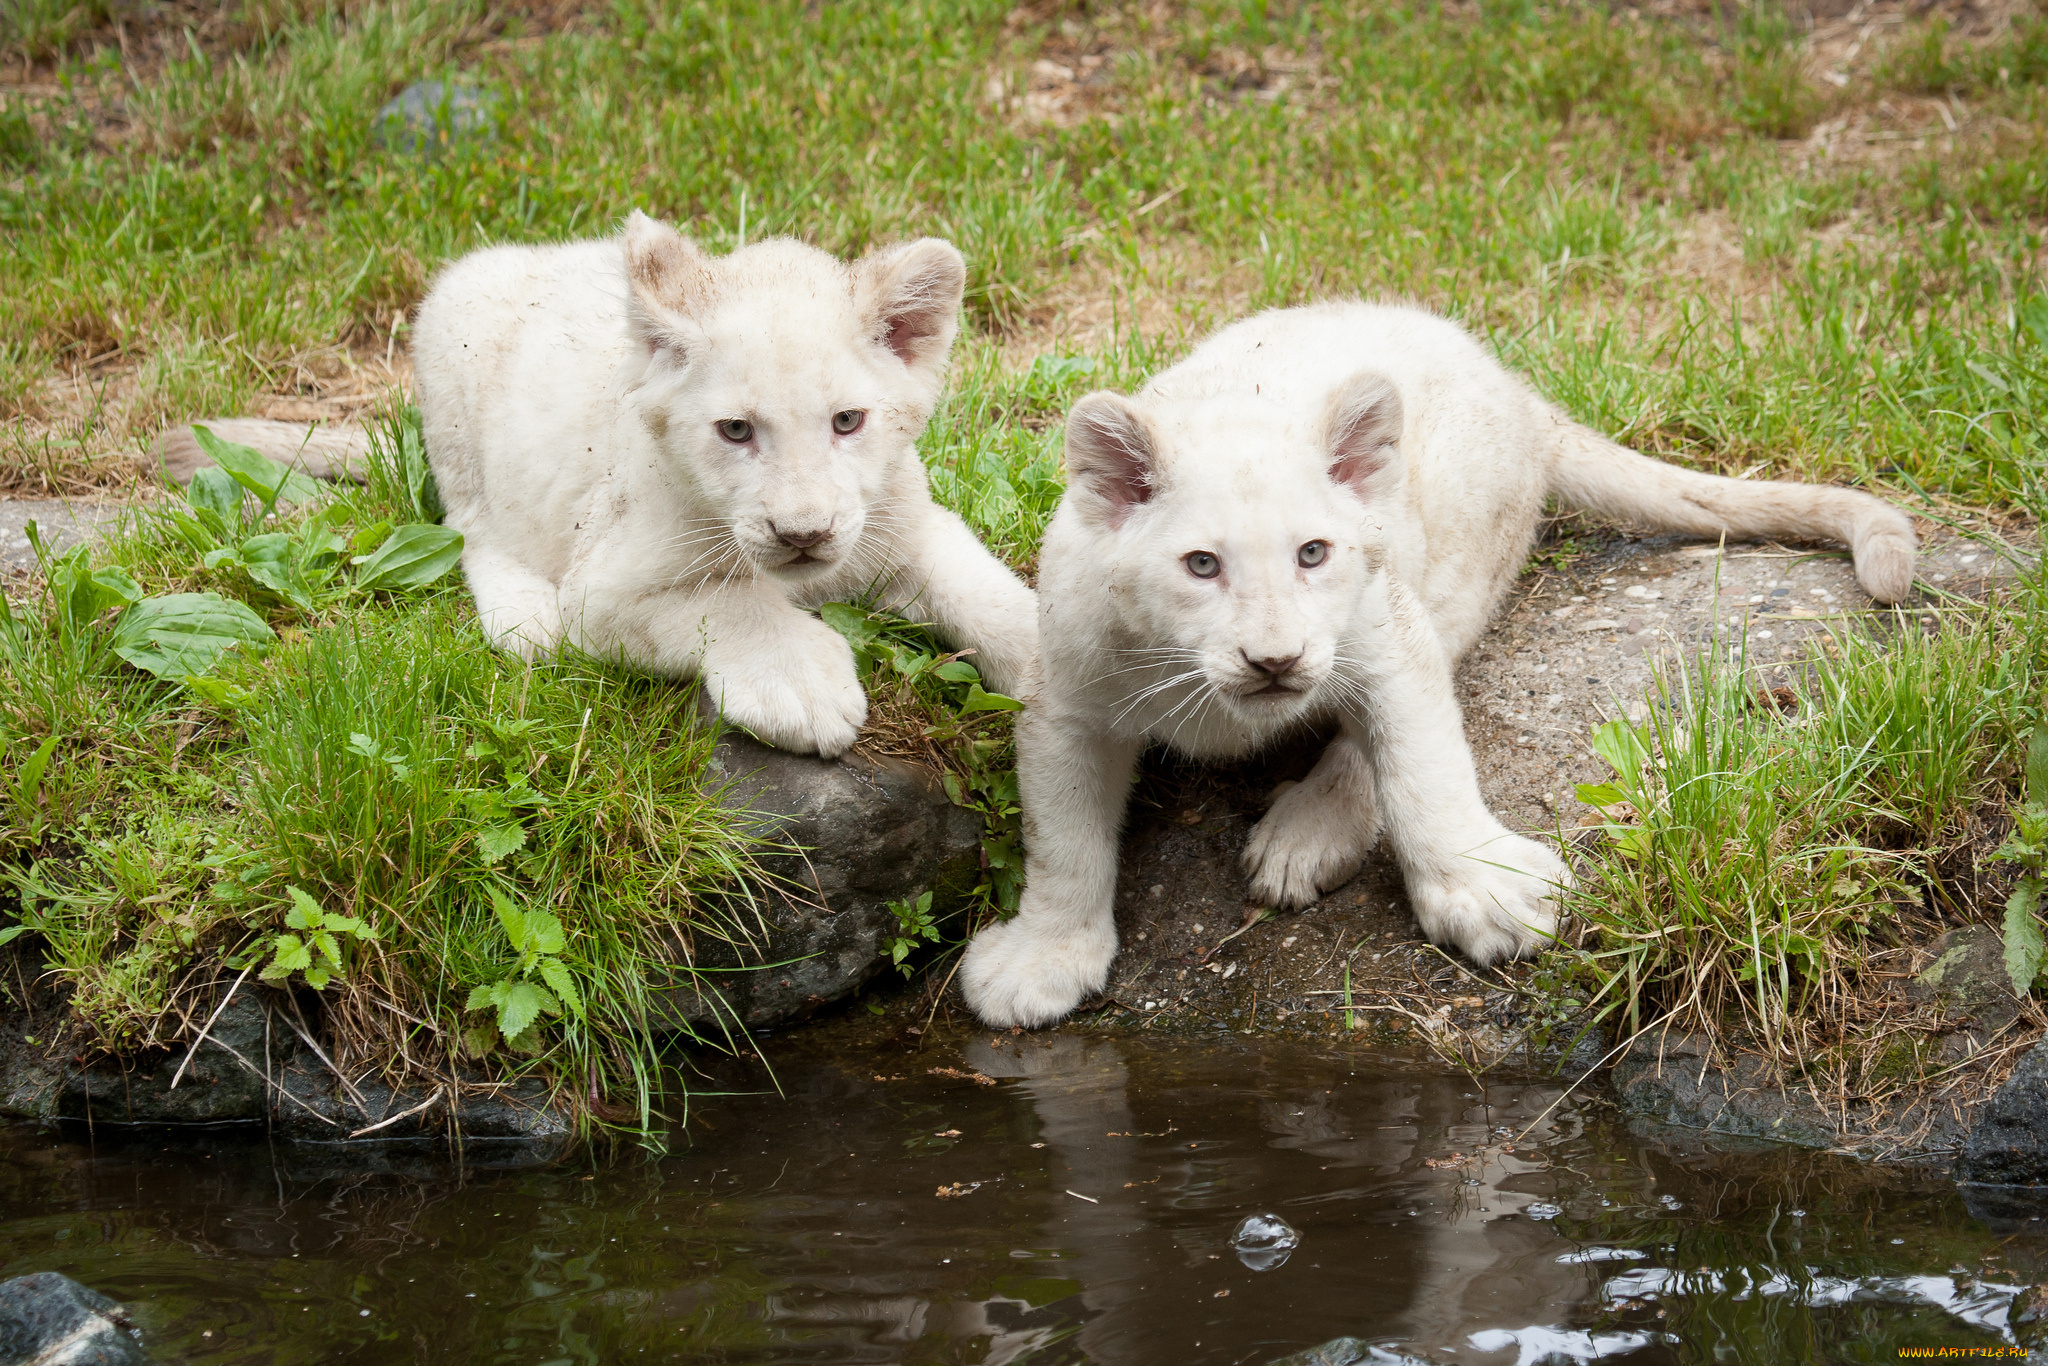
top-left (1563, 572), bottom-right (2035, 1094)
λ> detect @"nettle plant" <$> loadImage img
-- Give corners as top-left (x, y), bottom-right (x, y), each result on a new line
top-left (465, 888), bottom-right (585, 1055)
top-left (820, 601), bottom-right (1026, 914)
top-left (248, 886), bottom-right (378, 990)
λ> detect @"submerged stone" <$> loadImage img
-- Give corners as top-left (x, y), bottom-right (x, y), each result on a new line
top-left (0, 1272), bottom-right (156, 1365)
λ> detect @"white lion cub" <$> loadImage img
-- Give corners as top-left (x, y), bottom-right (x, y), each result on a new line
top-left (411, 213), bottom-right (1036, 757)
top-left (961, 301), bottom-right (1917, 1028)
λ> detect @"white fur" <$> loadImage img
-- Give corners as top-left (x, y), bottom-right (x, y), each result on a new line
top-left (962, 301), bottom-right (1918, 1028)
top-left (412, 213), bottom-right (1037, 757)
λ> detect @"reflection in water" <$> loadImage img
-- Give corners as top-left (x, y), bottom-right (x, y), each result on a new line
top-left (0, 1029), bottom-right (2039, 1364)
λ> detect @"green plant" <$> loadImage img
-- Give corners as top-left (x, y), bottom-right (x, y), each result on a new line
top-left (1996, 722), bottom-right (2048, 996)
top-left (465, 887), bottom-right (585, 1052)
top-left (883, 890), bottom-right (941, 977)
top-left (252, 885), bottom-right (378, 989)
top-left (820, 601), bottom-right (1026, 913)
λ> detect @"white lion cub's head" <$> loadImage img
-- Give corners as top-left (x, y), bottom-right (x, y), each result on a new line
top-left (1059, 372), bottom-right (1408, 728)
top-left (619, 211), bottom-right (966, 580)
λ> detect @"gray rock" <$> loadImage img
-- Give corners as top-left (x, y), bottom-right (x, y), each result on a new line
top-left (0, 1272), bottom-right (155, 1365)
top-left (661, 734), bottom-right (983, 1029)
top-left (54, 992), bottom-right (275, 1126)
top-left (0, 500), bottom-right (120, 573)
top-left (373, 80), bottom-right (497, 154)
top-left (1611, 1029), bottom-right (1839, 1149)
top-left (1908, 926), bottom-right (2024, 1049)
top-left (1960, 1037), bottom-right (2048, 1188)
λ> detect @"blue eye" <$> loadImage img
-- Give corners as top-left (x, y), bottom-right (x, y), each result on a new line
top-left (1185, 551), bottom-right (1221, 580)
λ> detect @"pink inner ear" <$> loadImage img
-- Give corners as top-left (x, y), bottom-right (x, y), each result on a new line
top-left (883, 316), bottom-right (920, 364)
top-left (1330, 447), bottom-right (1387, 494)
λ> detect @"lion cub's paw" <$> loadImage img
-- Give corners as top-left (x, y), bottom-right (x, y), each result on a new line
top-left (706, 620), bottom-right (868, 759)
top-left (1408, 831), bottom-right (1568, 966)
top-left (1242, 775), bottom-right (1382, 908)
top-left (959, 914), bottom-right (1115, 1029)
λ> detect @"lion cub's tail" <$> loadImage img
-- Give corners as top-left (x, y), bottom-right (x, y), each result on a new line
top-left (1546, 416), bottom-right (1916, 604)
top-left (156, 418), bottom-right (369, 488)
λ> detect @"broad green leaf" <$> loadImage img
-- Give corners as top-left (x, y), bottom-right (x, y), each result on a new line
top-left (0, 926), bottom-right (24, 947)
top-left (284, 886), bottom-right (322, 930)
top-left (461, 1022), bottom-right (499, 1057)
top-left (186, 466), bottom-right (245, 528)
top-left (2004, 879), bottom-right (2046, 997)
top-left (1574, 783), bottom-right (1627, 808)
top-left (1590, 719), bottom-right (1650, 787)
top-left (12, 735), bottom-right (58, 810)
top-left (522, 908), bottom-right (565, 957)
top-left (262, 933), bottom-right (312, 979)
top-left (349, 519), bottom-right (394, 555)
top-left (488, 886), bottom-right (525, 946)
top-left (958, 684), bottom-right (1023, 714)
top-left (321, 914), bottom-right (373, 940)
top-left (236, 532), bottom-right (314, 609)
top-left (934, 660), bottom-right (982, 684)
top-left (538, 957), bottom-right (584, 1021)
top-left (2027, 722), bottom-right (2048, 810)
top-left (354, 524), bottom-right (463, 591)
top-left (476, 822), bottom-right (528, 864)
top-left (110, 593), bottom-right (276, 679)
top-left (818, 601), bottom-right (882, 650)
top-left (302, 965), bottom-right (333, 990)
top-left (465, 982), bottom-right (497, 1012)
top-left (193, 425), bottom-right (325, 507)
top-left (495, 980), bottom-right (546, 1039)
top-left (311, 931), bottom-right (342, 970)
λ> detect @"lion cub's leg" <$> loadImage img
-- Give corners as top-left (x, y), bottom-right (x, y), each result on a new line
top-left (463, 547), bottom-right (564, 662)
top-left (563, 575), bottom-right (869, 759)
top-left (1355, 583), bottom-right (1569, 966)
top-left (1242, 733), bottom-right (1382, 908)
top-left (960, 709), bottom-right (1141, 1028)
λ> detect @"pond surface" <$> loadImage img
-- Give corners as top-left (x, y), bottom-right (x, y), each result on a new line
top-left (2, 1029), bottom-right (2042, 1365)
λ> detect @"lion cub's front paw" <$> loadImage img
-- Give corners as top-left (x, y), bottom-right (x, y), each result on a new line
top-left (705, 619), bottom-right (867, 759)
top-left (1242, 776), bottom-right (1382, 908)
top-left (1407, 830), bottom-right (1568, 966)
top-left (959, 913), bottom-right (1116, 1029)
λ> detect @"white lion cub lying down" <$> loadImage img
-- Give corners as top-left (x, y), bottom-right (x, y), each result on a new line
top-left (411, 213), bottom-right (1036, 757)
top-left (961, 301), bottom-right (1917, 1028)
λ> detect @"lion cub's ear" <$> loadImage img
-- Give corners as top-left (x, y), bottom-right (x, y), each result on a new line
top-left (1323, 370), bottom-right (1405, 504)
top-left (855, 239), bottom-right (968, 383)
top-left (1064, 392), bottom-right (1158, 529)
top-left (621, 210), bottom-right (713, 363)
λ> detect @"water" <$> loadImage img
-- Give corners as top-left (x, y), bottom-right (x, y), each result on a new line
top-left (2, 1028), bottom-right (2041, 1364)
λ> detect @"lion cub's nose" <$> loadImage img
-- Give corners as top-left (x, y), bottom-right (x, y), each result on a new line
top-left (1245, 651), bottom-right (1302, 677)
top-left (771, 521), bottom-right (834, 549)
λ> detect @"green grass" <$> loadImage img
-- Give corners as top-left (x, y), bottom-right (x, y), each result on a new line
top-left (2, 0), bottom-right (2047, 1110)
top-left (1, 422), bottom-right (775, 1135)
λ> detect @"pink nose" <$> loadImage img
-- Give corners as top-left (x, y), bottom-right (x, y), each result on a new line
top-left (1246, 652), bottom-right (1301, 677)
top-left (772, 522), bottom-right (833, 549)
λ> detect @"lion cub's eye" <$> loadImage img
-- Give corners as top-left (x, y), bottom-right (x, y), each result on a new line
top-left (1185, 551), bottom-right (1222, 580)
top-left (832, 409), bottom-right (866, 436)
top-left (1297, 540), bottom-right (1329, 568)
top-left (716, 419), bottom-right (754, 444)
